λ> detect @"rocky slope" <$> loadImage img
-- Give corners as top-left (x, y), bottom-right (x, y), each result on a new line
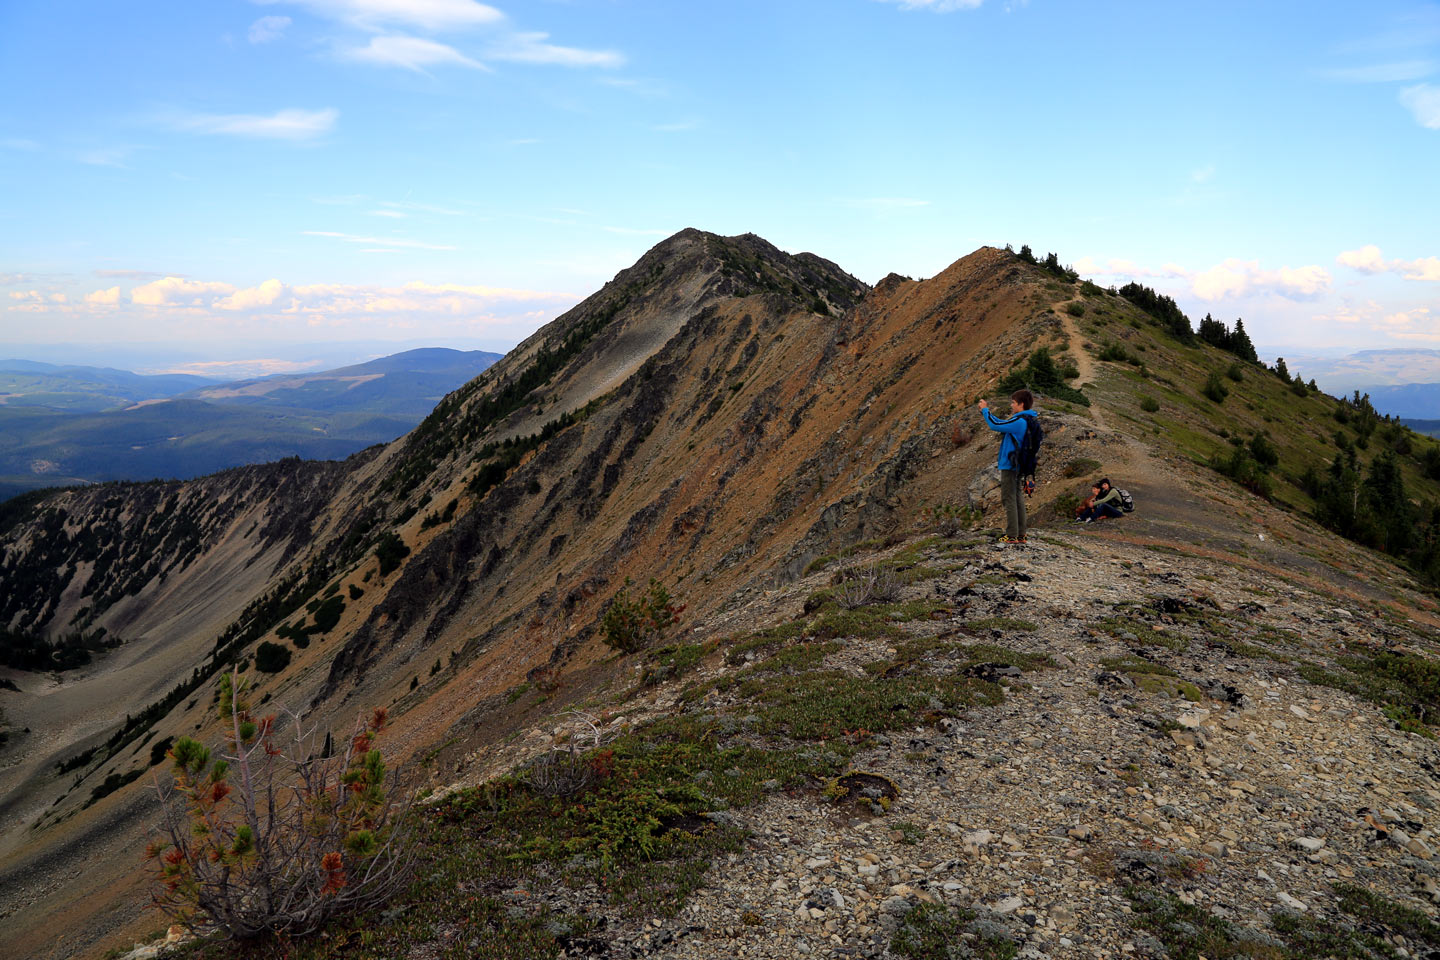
top-left (2, 231), bottom-right (1439, 959)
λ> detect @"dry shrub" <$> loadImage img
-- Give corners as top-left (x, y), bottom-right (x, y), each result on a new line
top-left (521, 711), bottom-right (614, 798)
top-left (834, 565), bottom-right (903, 609)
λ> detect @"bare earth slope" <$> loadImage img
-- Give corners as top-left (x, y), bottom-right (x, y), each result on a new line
top-left (1, 234), bottom-right (1439, 958)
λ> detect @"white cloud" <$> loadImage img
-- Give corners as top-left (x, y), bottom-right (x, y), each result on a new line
top-left (1336, 245), bottom-right (1440, 282)
top-left (216, 279), bottom-right (287, 311)
top-left (343, 34), bottom-right (486, 71)
top-left (1190, 164), bottom-right (1216, 183)
top-left (487, 31), bottom-right (623, 68)
top-left (249, 15), bottom-right (292, 43)
top-left (177, 108), bottom-right (338, 140)
top-left (1400, 83), bottom-right (1440, 129)
top-left (1336, 244), bottom-right (1387, 273)
top-left (369, 208), bottom-right (407, 218)
top-left (255, 0), bottom-right (503, 31)
top-left (131, 277), bottom-right (236, 306)
top-left (874, 0), bottom-right (984, 10)
top-left (1190, 259), bottom-right (1330, 301)
top-left (1321, 61), bottom-right (1436, 83)
top-left (601, 226), bottom-right (670, 236)
top-left (303, 230), bottom-right (457, 250)
top-left (1380, 306), bottom-right (1431, 328)
top-left (85, 286), bottom-right (121, 304)
top-left (652, 120), bottom-right (700, 132)
top-left (2, 137), bottom-right (39, 151)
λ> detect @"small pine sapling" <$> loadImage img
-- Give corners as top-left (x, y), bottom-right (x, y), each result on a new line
top-left (146, 669), bottom-right (413, 941)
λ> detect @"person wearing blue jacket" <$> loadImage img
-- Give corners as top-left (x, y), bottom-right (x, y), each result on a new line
top-left (978, 389), bottom-right (1039, 544)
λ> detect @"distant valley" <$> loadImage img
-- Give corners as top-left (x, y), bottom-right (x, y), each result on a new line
top-left (0, 348), bottom-right (500, 500)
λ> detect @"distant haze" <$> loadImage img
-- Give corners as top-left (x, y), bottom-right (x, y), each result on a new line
top-left (2, 339), bottom-right (519, 381)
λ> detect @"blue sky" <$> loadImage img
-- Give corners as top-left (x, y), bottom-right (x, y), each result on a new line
top-left (1, 0), bottom-right (1437, 375)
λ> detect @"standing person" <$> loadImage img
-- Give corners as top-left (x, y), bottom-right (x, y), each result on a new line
top-left (978, 389), bottom-right (1039, 544)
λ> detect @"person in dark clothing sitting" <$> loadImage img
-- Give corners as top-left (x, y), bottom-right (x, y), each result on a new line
top-left (1075, 478), bottom-right (1124, 522)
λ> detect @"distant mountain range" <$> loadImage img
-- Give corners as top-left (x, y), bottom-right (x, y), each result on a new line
top-left (1275, 349), bottom-right (1440, 419)
top-left (0, 348), bottom-right (501, 500)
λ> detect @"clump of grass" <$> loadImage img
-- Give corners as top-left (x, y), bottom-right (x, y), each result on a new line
top-left (1096, 616), bottom-right (1189, 652)
top-left (640, 641), bottom-right (711, 686)
top-left (1297, 646), bottom-right (1440, 736)
top-left (1126, 881), bottom-right (1437, 960)
top-left (891, 903), bottom-right (1018, 959)
top-left (967, 617), bottom-right (1038, 632)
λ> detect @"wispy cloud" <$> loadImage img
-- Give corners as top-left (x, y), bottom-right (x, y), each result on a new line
top-left (78, 146), bottom-right (136, 167)
top-left (1, 137), bottom-right (39, 151)
top-left (1320, 60), bottom-right (1436, 83)
top-left (1401, 83), bottom-right (1440, 129)
top-left (597, 76), bottom-right (668, 98)
top-left (1073, 256), bottom-right (1187, 280)
top-left (303, 230), bottom-right (456, 250)
top-left (342, 34), bottom-right (486, 71)
top-left (175, 108), bottom-right (338, 140)
top-left (601, 226), bottom-right (669, 236)
top-left (368, 209), bottom-right (407, 218)
top-left (380, 199), bottom-right (463, 215)
top-left (838, 197), bottom-right (931, 211)
top-left (1337, 244), bottom-right (1440, 282)
top-left (873, 0), bottom-right (984, 11)
top-left (94, 269), bottom-right (165, 279)
top-left (653, 120), bottom-right (700, 132)
top-left (160, 358), bottom-right (325, 376)
top-left (248, 15), bottom-right (291, 43)
top-left (487, 31), bottom-right (623, 68)
top-left (255, 0), bottom-right (503, 32)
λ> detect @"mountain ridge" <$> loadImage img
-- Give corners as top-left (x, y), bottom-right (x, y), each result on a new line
top-left (2, 230), bottom-right (1440, 958)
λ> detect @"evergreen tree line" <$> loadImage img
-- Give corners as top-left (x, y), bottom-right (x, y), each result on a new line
top-left (1299, 394), bottom-right (1440, 586)
top-left (0, 626), bottom-right (115, 672)
top-left (1197, 314), bottom-right (1258, 363)
top-left (1013, 244), bottom-right (1080, 282)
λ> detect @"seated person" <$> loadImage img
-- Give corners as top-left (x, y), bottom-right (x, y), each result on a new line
top-left (1076, 478), bottom-right (1124, 522)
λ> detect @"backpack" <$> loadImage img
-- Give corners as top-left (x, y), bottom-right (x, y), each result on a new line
top-left (1015, 416), bottom-right (1043, 479)
top-left (1117, 489), bottom-right (1135, 512)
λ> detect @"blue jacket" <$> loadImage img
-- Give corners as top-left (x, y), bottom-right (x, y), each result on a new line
top-left (982, 408), bottom-right (1037, 471)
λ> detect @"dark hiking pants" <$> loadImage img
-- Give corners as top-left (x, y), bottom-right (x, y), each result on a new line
top-left (1000, 469), bottom-right (1026, 540)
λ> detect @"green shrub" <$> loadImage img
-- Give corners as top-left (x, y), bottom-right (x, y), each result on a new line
top-left (1140, 395), bottom-right (1160, 412)
top-left (1225, 362), bottom-right (1244, 382)
top-left (375, 532), bottom-right (410, 577)
top-left (254, 641), bottom-right (292, 674)
top-left (601, 579), bottom-right (684, 654)
top-left (310, 595), bottom-right (345, 634)
top-left (1065, 302), bottom-right (1085, 317)
top-left (1202, 371), bottom-right (1229, 403)
top-left (996, 347), bottom-right (1089, 406)
top-left (1097, 343), bottom-right (1132, 363)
